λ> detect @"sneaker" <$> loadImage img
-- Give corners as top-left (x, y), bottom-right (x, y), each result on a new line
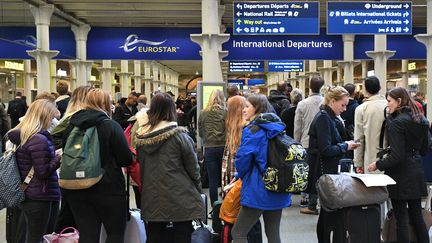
top-left (300, 199), bottom-right (309, 207)
top-left (300, 207), bottom-right (319, 215)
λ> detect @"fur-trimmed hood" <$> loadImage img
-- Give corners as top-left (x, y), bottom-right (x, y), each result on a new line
top-left (135, 112), bottom-right (187, 153)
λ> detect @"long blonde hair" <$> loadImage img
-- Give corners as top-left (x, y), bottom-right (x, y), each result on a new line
top-left (14, 99), bottom-right (58, 146)
top-left (225, 96), bottom-right (246, 154)
top-left (204, 89), bottom-right (225, 112)
top-left (64, 86), bottom-right (93, 117)
top-left (84, 89), bottom-right (112, 117)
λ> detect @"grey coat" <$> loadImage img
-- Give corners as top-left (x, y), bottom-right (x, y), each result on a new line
top-left (136, 124), bottom-right (205, 222)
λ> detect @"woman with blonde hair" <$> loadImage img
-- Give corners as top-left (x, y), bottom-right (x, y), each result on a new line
top-left (51, 86), bottom-right (93, 232)
top-left (198, 89), bottom-right (227, 206)
top-left (8, 99), bottom-right (61, 242)
top-left (307, 86), bottom-right (360, 241)
top-left (62, 88), bottom-right (132, 243)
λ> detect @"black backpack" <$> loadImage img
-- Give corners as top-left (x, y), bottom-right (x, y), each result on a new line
top-left (261, 133), bottom-right (309, 193)
top-left (7, 100), bottom-right (23, 119)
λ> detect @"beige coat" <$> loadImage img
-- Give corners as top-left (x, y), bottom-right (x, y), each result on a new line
top-left (353, 95), bottom-right (387, 173)
top-left (294, 94), bottom-right (323, 148)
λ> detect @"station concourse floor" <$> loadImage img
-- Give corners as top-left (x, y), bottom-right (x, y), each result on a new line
top-left (1, 191), bottom-right (431, 243)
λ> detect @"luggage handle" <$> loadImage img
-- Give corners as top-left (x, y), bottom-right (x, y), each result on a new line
top-left (337, 159), bottom-right (354, 174)
top-left (425, 185), bottom-right (432, 211)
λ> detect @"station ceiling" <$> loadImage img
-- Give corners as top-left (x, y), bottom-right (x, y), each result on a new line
top-left (0, 0), bottom-right (429, 83)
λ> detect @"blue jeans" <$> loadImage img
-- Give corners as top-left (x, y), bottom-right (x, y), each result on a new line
top-left (204, 146), bottom-right (224, 206)
top-left (19, 200), bottom-right (59, 243)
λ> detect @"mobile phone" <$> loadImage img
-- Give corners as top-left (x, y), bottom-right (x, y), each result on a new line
top-left (354, 139), bottom-right (361, 143)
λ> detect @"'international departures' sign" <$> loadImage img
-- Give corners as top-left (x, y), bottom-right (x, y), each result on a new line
top-left (233, 1), bottom-right (320, 35)
top-left (327, 1), bottom-right (412, 35)
top-left (229, 61), bottom-right (265, 72)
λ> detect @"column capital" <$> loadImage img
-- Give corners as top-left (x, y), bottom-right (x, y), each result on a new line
top-left (296, 75), bottom-right (308, 79)
top-left (190, 33), bottom-right (230, 46)
top-left (415, 34), bottom-right (432, 46)
top-left (27, 49), bottom-right (59, 59)
top-left (29, 4), bottom-right (54, 25)
top-left (116, 72), bottom-right (133, 76)
top-left (97, 67), bottom-right (117, 72)
top-left (305, 71), bottom-right (320, 76)
top-left (71, 24), bottom-right (91, 42)
top-left (317, 67), bottom-right (338, 72)
top-left (337, 60), bottom-right (361, 67)
top-left (365, 50), bottom-right (396, 60)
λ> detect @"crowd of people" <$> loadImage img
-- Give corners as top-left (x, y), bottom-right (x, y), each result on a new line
top-left (1, 75), bottom-right (431, 243)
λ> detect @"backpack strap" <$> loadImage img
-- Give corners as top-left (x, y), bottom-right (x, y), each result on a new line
top-left (378, 107), bottom-right (388, 159)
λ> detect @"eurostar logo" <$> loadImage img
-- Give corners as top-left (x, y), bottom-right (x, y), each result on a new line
top-left (119, 34), bottom-right (167, 52)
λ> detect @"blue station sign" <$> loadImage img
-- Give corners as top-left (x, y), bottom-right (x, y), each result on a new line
top-left (229, 61), bottom-right (265, 72)
top-left (327, 2), bottom-right (412, 35)
top-left (228, 79), bottom-right (246, 85)
top-left (233, 2), bottom-right (320, 35)
top-left (248, 79), bottom-right (266, 86)
top-left (268, 60), bottom-right (304, 72)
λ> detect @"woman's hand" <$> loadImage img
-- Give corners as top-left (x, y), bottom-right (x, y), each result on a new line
top-left (346, 140), bottom-right (360, 150)
top-left (368, 162), bottom-right (378, 172)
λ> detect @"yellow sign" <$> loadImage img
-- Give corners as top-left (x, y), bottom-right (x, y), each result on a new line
top-left (408, 62), bottom-right (416, 71)
top-left (4, 61), bottom-right (24, 71)
top-left (202, 85), bottom-right (224, 110)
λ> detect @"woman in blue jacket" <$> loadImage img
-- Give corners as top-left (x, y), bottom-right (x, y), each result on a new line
top-left (232, 94), bottom-right (290, 243)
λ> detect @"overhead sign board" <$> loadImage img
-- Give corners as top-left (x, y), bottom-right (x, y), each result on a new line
top-left (233, 2), bottom-right (320, 35)
top-left (327, 2), bottom-right (412, 35)
top-left (228, 79), bottom-right (246, 85)
top-left (248, 79), bottom-right (266, 86)
top-left (268, 60), bottom-right (304, 72)
top-left (229, 61), bottom-right (265, 72)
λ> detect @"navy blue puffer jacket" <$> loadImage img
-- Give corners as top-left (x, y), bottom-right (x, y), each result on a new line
top-left (8, 129), bottom-right (61, 201)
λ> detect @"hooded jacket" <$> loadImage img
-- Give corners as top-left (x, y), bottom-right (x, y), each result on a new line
top-left (235, 113), bottom-right (291, 210)
top-left (8, 129), bottom-right (61, 201)
top-left (376, 108), bottom-right (430, 199)
top-left (268, 90), bottom-right (290, 116)
top-left (135, 112), bottom-right (204, 222)
top-left (65, 109), bottom-right (132, 195)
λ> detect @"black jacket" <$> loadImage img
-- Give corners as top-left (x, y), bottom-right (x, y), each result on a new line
top-left (376, 108), bottom-right (430, 200)
top-left (113, 103), bottom-right (138, 130)
top-left (280, 106), bottom-right (296, 138)
top-left (306, 106), bottom-right (348, 194)
top-left (341, 99), bottom-right (359, 129)
top-left (64, 109), bottom-right (132, 195)
top-left (56, 96), bottom-right (70, 119)
top-left (268, 90), bottom-right (290, 116)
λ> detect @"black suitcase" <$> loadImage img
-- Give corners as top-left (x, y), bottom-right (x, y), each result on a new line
top-left (318, 204), bottom-right (381, 243)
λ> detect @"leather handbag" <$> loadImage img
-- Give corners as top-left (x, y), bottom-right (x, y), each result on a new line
top-left (219, 179), bottom-right (242, 224)
top-left (43, 227), bottom-right (79, 243)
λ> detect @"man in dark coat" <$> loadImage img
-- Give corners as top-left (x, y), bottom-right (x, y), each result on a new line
top-left (268, 81), bottom-right (291, 117)
top-left (113, 93), bottom-right (138, 130)
top-left (7, 92), bottom-right (27, 128)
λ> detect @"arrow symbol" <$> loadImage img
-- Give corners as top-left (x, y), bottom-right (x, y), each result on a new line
top-left (236, 19), bottom-right (242, 25)
top-left (404, 19), bottom-right (409, 25)
top-left (403, 11), bottom-right (409, 17)
top-left (404, 27), bottom-right (409, 32)
top-left (236, 3), bottom-right (242, 9)
top-left (236, 27), bottom-right (242, 32)
top-left (404, 3), bottom-right (409, 9)
top-left (237, 12), bottom-right (242, 17)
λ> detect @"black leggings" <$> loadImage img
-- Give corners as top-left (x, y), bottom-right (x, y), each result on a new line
top-left (65, 190), bottom-right (127, 243)
top-left (392, 198), bottom-right (429, 243)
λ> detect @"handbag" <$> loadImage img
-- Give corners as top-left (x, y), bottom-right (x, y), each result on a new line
top-left (191, 220), bottom-right (212, 243)
top-left (43, 227), bottom-right (79, 243)
top-left (220, 179), bottom-right (242, 224)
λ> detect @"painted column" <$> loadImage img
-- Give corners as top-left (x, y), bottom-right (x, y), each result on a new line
top-left (24, 60), bottom-right (33, 104)
top-left (117, 60), bottom-right (132, 97)
top-left (296, 72), bottom-right (307, 95)
top-left (366, 35), bottom-right (395, 95)
top-left (190, 0), bottom-right (229, 82)
top-left (287, 72), bottom-right (297, 88)
top-left (152, 62), bottom-right (160, 93)
top-left (143, 61), bottom-right (152, 99)
top-left (336, 66), bottom-right (342, 85)
top-left (133, 60), bottom-right (143, 93)
top-left (166, 69), bottom-right (172, 92)
top-left (71, 24), bottom-right (92, 87)
top-left (173, 73), bottom-right (180, 97)
top-left (415, 0), bottom-right (432, 120)
top-left (306, 60), bottom-right (320, 80)
top-left (97, 60), bottom-right (116, 95)
top-left (69, 63), bottom-right (76, 90)
top-left (319, 60), bottom-right (336, 86)
top-left (337, 35), bottom-right (359, 85)
top-left (361, 61), bottom-right (368, 79)
top-left (27, 4), bottom-right (58, 93)
top-left (159, 65), bottom-right (166, 92)
top-left (399, 60), bottom-right (409, 88)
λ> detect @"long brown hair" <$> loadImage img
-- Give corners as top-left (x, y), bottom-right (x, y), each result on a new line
top-left (387, 87), bottom-right (423, 122)
top-left (246, 94), bottom-right (273, 115)
top-left (225, 96), bottom-right (246, 154)
top-left (146, 92), bottom-right (177, 131)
